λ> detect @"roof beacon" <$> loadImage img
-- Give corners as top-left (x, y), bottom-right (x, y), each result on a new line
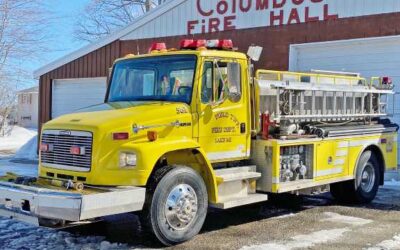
top-left (179, 39), bottom-right (233, 50)
top-left (180, 39), bottom-right (206, 49)
top-left (206, 39), bottom-right (233, 50)
top-left (149, 42), bottom-right (167, 53)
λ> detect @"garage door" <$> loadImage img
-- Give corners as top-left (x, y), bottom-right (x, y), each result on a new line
top-left (52, 78), bottom-right (107, 118)
top-left (289, 35), bottom-right (400, 160)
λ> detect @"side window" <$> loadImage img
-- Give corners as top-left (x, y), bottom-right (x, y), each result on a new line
top-left (201, 62), bottom-right (213, 103)
top-left (201, 60), bottom-right (242, 104)
top-left (227, 62), bottom-right (241, 102)
top-left (214, 61), bottom-right (242, 103)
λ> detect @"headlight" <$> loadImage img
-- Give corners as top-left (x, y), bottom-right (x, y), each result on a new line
top-left (119, 152), bottom-right (137, 167)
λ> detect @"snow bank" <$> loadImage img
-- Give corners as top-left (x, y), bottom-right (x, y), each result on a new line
top-left (0, 126), bottom-right (37, 152)
top-left (13, 135), bottom-right (38, 161)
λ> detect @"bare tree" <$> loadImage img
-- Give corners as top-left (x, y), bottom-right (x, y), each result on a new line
top-left (74, 0), bottom-right (166, 42)
top-left (0, 0), bottom-right (49, 135)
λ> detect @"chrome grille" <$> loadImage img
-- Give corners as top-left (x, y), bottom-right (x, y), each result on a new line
top-left (40, 130), bottom-right (93, 171)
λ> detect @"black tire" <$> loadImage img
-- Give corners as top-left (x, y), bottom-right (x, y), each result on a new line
top-left (140, 166), bottom-right (208, 246)
top-left (330, 150), bottom-right (381, 204)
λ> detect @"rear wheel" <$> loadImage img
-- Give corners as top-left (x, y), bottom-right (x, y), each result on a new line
top-left (140, 166), bottom-right (208, 246)
top-left (330, 150), bottom-right (381, 204)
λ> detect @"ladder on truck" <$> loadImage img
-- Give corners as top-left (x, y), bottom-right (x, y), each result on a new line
top-left (256, 70), bottom-right (395, 125)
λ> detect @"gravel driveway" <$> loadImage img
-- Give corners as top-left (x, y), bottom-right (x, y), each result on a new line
top-left (2, 185), bottom-right (400, 250)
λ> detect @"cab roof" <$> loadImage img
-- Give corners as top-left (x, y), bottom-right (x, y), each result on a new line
top-left (115, 49), bottom-right (248, 64)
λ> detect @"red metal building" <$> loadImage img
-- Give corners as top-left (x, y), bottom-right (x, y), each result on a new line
top-left (34, 0), bottom-right (400, 133)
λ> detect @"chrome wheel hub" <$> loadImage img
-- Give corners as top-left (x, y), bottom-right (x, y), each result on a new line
top-left (360, 163), bottom-right (375, 193)
top-left (165, 184), bottom-right (198, 231)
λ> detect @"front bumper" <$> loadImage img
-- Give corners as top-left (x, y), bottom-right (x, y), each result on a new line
top-left (0, 181), bottom-right (146, 225)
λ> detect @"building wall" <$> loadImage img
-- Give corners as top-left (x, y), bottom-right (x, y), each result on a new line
top-left (17, 92), bottom-right (39, 128)
top-left (39, 12), bottom-right (400, 130)
top-left (120, 0), bottom-right (400, 40)
top-left (121, 12), bottom-right (400, 71)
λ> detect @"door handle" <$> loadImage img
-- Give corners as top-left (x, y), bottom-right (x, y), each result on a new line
top-left (240, 123), bottom-right (246, 134)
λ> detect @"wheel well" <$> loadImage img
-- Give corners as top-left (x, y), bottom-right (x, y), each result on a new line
top-left (364, 145), bottom-right (385, 185)
top-left (145, 149), bottom-right (217, 203)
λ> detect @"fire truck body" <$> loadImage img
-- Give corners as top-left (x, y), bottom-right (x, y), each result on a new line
top-left (0, 39), bottom-right (397, 245)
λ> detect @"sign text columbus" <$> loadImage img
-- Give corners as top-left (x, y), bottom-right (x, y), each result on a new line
top-left (187, 0), bottom-right (338, 35)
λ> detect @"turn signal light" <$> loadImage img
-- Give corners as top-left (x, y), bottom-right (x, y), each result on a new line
top-left (113, 132), bottom-right (129, 140)
top-left (147, 131), bottom-right (158, 141)
top-left (70, 146), bottom-right (81, 155)
top-left (40, 143), bottom-right (49, 152)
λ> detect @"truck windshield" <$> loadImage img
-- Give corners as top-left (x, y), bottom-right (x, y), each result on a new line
top-left (107, 55), bottom-right (197, 104)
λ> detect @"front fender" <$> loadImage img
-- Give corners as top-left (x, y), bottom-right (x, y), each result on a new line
top-left (121, 138), bottom-right (218, 202)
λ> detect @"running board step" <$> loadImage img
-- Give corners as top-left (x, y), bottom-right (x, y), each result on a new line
top-left (214, 166), bottom-right (260, 184)
top-left (214, 166), bottom-right (262, 206)
top-left (215, 171), bottom-right (261, 183)
top-left (210, 193), bottom-right (268, 209)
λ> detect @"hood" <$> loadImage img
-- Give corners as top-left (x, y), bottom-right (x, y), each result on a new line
top-left (44, 101), bottom-right (192, 132)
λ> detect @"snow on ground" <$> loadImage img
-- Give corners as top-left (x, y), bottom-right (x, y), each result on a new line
top-left (0, 125), bottom-right (38, 176)
top-left (367, 234), bottom-right (400, 250)
top-left (0, 126), bottom-right (37, 153)
top-left (241, 228), bottom-right (350, 250)
top-left (385, 179), bottom-right (400, 187)
top-left (273, 213), bottom-right (296, 219)
top-left (321, 212), bottom-right (373, 226)
top-left (0, 218), bottom-right (129, 250)
top-left (0, 157), bottom-right (37, 177)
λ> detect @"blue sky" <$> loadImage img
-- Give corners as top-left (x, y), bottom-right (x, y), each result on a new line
top-left (44, 1), bottom-right (90, 62)
top-left (24, 1), bottom-right (91, 88)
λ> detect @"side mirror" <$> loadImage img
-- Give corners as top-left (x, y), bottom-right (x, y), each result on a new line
top-left (247, 46), bottom-right (263, 62)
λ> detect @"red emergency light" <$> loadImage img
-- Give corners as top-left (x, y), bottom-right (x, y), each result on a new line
top-left (149, 42), bottom-right (167, 52)
top-left (180, 39), bottom-right (206, 49)
top-left (113, 132), bottom-right (129, 140)
top-left (206, 39), bottom-right (233, 50)
top-left (179, 39), bottom-right (233, 50)
top-left (382, 76), bottom-right (393, 85)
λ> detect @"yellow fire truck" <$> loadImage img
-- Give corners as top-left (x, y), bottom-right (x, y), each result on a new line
top-left (0, 39), bottom-right (397, 245)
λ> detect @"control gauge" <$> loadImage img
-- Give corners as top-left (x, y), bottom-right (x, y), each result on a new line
top-left (298, 145), bottom-right (304, 154)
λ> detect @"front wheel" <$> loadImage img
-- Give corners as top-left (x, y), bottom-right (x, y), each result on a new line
top-left (141, 166), bottom-right (208, 246)
top-left (331, 150), bottom-right (381, 204)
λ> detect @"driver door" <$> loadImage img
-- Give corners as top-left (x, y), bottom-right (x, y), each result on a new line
top-left (197, 59), bottom-right (250, 162)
